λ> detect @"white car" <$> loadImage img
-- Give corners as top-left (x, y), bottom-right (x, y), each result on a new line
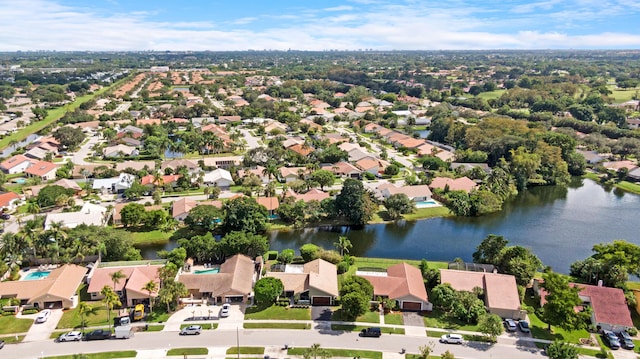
top-left (58, 331), bottom-right (83, 342)
top-left (179, 325), bottom-right (202, 335)
top-left (35, 309), bottom-right (51, 323)
top-left (440, 333), bottom-right (463, 344)
top-left (220, 303), bottom-right (231, 318)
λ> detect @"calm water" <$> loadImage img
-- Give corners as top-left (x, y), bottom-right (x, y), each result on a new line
top-left (0, 133), bottom-right (40, 157)
top-left (139, 178), bottom-right (640, 273)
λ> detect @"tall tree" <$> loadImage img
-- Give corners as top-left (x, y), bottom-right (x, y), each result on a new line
top-left (333, 179), bottom-right (376, 225)
top-left (540, 271), bottom-right (591, 331)
top-left (254, 277), bottom-right (284, 305)
top-left (478, 313), bottom-right (503, 342)
top-left (101, 286), bottom-right (121, 332)
top-left (110, 270), bottom-right (126, 292)
top-left (142, 280), bottom-right (158, 315)
top-left (334, 236), bottom-right (352, 256)
top-left (76, 301), bottom-right (99, 334)
top-left (222, 197), bottom-right (268, 234)
top-left (473, 234), bottom-right (508, 264)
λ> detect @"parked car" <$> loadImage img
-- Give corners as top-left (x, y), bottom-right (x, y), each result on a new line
top-left (220, 303), bottom-right (231, 318)
top-left (0, 213), bottom-right (10, 220)
top-left (617, 331), bottom-right (635, 350)
top-left (84, 329), bottom-right (111, 341)
top-left (602, 330), bottom-right (621, 350)
top-left (179, 325), bottom-right (202, 335)
top-left (58, 331), bottom-right (83, 342)
top-left (518, 320), bottom-right (530, 333)
top-left (35, 309), bottom-right (51, 323)
top-left (359, 327), bottom-right (382, 337)
top-left (504, 319), bottom-right (517, 332)
top-left (440, 333), bottom-right (463, 344)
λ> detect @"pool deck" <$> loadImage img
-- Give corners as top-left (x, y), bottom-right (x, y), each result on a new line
top-left (19, 264), bottom-right (58, 281)
top-left (415, 200), bottom-right (443, 209)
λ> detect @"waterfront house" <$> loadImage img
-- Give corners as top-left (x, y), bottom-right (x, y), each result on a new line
top-left (87, 263), bottom-right (162, 306)
top-left (266, 259), bottom-right (338, 305)
top-left (358, 262), bottom-right (431, 311)
top-left (429, 177), bottom-right (477, 193)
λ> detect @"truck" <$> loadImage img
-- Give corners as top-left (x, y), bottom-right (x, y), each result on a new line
top-left (132, 304), bottom-right (145, 321)
top-left (114, 325), bottom-right (134, 339)
top-left (84, 329), bottom-right (112, 341)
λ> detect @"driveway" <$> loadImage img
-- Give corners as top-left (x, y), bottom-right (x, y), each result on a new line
top-left (239, 128), bottom-right (261, 150)
top-left (72, 135), bottom-right (102, 165)
top-left (22, 309), bottom-right (64, 342)
top-left (162, 303), bottom-right (245, 332)
top-left (311, 306), bottom-right (332, 321)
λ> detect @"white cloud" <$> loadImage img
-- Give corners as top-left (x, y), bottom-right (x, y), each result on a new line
top-left (0, 0), bottom-right (639, 51)
top-left (323, 5), bottom-right (354, 11)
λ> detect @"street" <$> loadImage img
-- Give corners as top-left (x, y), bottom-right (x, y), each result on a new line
top-left (1, 328), bottom-right (546, 359)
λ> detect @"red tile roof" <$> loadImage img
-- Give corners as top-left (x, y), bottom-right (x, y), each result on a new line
top-left (24, 161), bottom-right (57, 177)
top-left (359, 262), bottom-right (428, 303)
top-left (430, 177), bottom-right (477, 193)
top-left (0, 192), bottom-right (21, 207)
top-left (1, 154), bottom-right (34, 170)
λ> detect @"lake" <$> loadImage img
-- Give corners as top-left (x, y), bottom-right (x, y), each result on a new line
top-left (139, 178), bottom-right (640, 273)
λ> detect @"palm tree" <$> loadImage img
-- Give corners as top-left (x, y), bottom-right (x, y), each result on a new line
top-left (101, 286), bottom-right (121, 332)
top-left (0, 232), bottom-right (26, 272)
top-left (142, 280), bottom-right (158, 315)
top-left (152, 171), bottom-right (164, 190)
top-left (110, 270), bottom-right (126, 292)
top-left (303, 343), bottom-right (331, 359)
top-left (76, 301), bottom-right (99, 333)
top-left (334, 236), bottom-right (352, 256)
top-left (262, 160), bottom-right (279, 181)
top-left (26, 202), bottom-right (41, 215)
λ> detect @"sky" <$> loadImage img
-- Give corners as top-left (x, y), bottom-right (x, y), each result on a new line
top-left (1, 0), bottom-right (640, 51)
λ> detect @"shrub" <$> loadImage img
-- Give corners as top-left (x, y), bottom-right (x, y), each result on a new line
top-left (627, 327), bottom-right (638, 336)
top-left (22, 309), bottom-right (39, 315)
top-left (337, 261), bottom-right (350, 274)
top-left (319, 250), bottom-right (342, 264)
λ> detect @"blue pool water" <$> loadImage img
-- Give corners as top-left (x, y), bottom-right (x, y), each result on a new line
top-left (194, 268), bottom-right (220, 274)
top-left (14, 178), bottom-right (26, 184)
top-left (415, 200), bottom-right (439, 209)
top-left (23, 271), bottom-right (51, 280)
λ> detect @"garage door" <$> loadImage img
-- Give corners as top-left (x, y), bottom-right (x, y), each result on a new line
top-left (402, 301), bottom-right (422, 311)
top-left (312, 296), bottom-right (331, 306)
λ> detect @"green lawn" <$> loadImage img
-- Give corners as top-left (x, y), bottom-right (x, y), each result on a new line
top-left (167, 348), bottom-right (208, 356)
top-left (0, 315), bottom-right (33, 334)
top-left (608, 88), bottom-right (639, 103)
top-left (422, 309), bottom-right (480, 332)
top-left (243, 322), bottom-right (310, 329)
top-left (145, 324), bottom-right (164, 332)
top-left (44, 351), bottom-right (137, 359)
top-left (0, 86), bottom-right (111, 151)
top-left (56, 303), bottom-right (119, 329)
top-left (331, 324), bottom-right (405, 335)
top-left (332, 308), bottom-right (380, 323)
top-left (125, 228), bottom-right (173, 245)
top-left (384, 312), bottom-right (404, 325)
top-left (523, 296), bottom-right (590, 344)
top-left (0, 335), bottom-right (25, 344)
top-left (244, 305), bottom-right (311, 320)
top-left (402, 206), bottom-right (452, 221)
top-left (341, 257), bottom-right (448, 279)
top-left (289, 347), bottom-right (382, 359)
top-left (476, 89), bottom-right (506, 100)
top-left (226, 347), bottom-right (265, 354)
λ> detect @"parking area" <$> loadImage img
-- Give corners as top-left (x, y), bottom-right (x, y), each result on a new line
top-left (162, 303), bottom-right (245, 331)
top-left (311, 306), bottom-right (332, 321)
top-left (21, 309), bottom-right (64, 342)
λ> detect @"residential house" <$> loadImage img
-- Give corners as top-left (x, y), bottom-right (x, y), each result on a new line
top-left (24, 147), bottom-right (50, 160)
top-left (279, 167), bottom-right (307, 183)
top-left (0, 191), bottom-right (23, 211)
top-left (161, 159), bottom-right (200, 176)
top-left (286, 189), bottom-right (330, 203)
top-left (103, 144), bottom-right (138, 158)
top-left (178, 254), bottom-right (257, 304)
top-left (26, 179), bottom-right (82, 198)
top-left (1, 154), bottom-right (35, 174)
top-left (256, 197), bottom-right (279, 218)
top-left (282, 137), bottom-right (306, 149)
top-left (140, 174), bottom-right (181, 189)
top-left (86, 264), bottom-right (162, 306)
top-left (171, 198), bottom-right (222, 221)
top-left (356, 158), bottom-right (387, 175)
top-left (118, 125), bottom-right (144, 139)
top-left (451, 163), bottom-right (491, 174)
top-left (576, 150), bottom-right (604, 165)
top-left (113, 204), bottom-right (164, 226)
top-left (25, 161), bottom-right (58, 181)
top-left (201, 156), bottom-right (243, 170)
top-left (266, 259), bottom-right (339, 305)
top-left (321, 162), bottom-right (361, 179)
top-left (440, 269), bottom-right (526, 320)
top-left (120, 137), bottom-right (142, 147)
top-left (203, 169), bottom-right (234, 189)
top-left (429, 177), bottom-right (477, 193)
top-left (0, 264), bottom-right (87, 309)
top-left (288, 144), bottom-right (314, 157)
top-left (379, 184), bottom-right (432, 202)
top-left (348, 149), bottom-right (375, 162)
top-left (395, 137), bottom-right (425, 150)
top-left (338, 142), bottom-right (361, 153)
top-left (602, 160), bottom-right (637, 172)
top-left (264, 121), bottom-right (288, 134)
top-left (534, 280), bottom-right (634, 333)
top-left (358, 262), bottom-right (432, 311)
top-left (45, 202), bottom-right (108, 229)
top-left (237, 166), bottom-right (269, 184)
top-left (115, 160), bottom-right (156, 172)
top-left (92, 173), bottom-right (135, 194)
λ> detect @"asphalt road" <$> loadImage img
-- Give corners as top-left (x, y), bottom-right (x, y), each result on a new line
top-left (3, 329), bottom-right (545, 359)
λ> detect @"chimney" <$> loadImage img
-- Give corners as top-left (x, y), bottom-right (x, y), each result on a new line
top-left (597, 279), bottom-right (603, 287)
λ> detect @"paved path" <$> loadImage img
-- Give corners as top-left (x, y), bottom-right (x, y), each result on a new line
top-left (21, 309), bottom-right (64, 342)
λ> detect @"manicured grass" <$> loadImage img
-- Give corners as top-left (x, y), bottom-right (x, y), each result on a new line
top-left (145, 311), bottom-right (171, 323)
top-left (331, 324), bottom-right (405, 335)
top-left (226, 347), bottom-right (265, 354)
top-left (0, 335), bottom-right (25, 344)
top-left (476, 89), bottom-right (506, 100)
top-left (44, 351), bottom-right (137, 359)
top-left (244, 305), bottom-right (311, 320)
top-left (0, 87), bottom-right (111, 151)
top-left (0, 315), bottom-right (33, 334)
top-left (421, 309), bottom-right (480, 332)
top-left (179, 323), bottom-right (217, 330)
top-left (332, 308), bottom-right (380, 323)
top-left (289, 347), bottom-right (382, 359)
top-left (384, 313), bottom-right (404, 325)
top-left (577, 347), bottom-right (607, 358)
top-left (145, 324), bottom-right (164, 331)
top-left (167, 348), bottom-right (208, 356)
top-left (56, 302), bottom-right (119, 329)
top-left (402, 206), bottom-right (452, 221)
top-left (243, 322), bottom-right (310, 329)
top-left (608, 88), bottom-right (639, 103)
top-left (614, 181), bottom-right (640, 195)
top-left (523, 295), bottom-right (590, 344)
top-left (125, 228), bottom-right (173, 245)
top-left (342, 257), bottom-right (448, 279)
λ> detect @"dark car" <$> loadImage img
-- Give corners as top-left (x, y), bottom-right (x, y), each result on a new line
top-left (518, 320), bottom-right (530, 333)
top-left (0, 339), bottom-right (4, 349)
top-left (0, 213), bottom-right (10, 220)
top-left (602, 330), bottom-right (621, 350)
top-left (617, 331), bottom-right (635, 350)
top-left (359, 327), bottom-right (381, 337)
top-left (84, 329), bottom-right (111, 341)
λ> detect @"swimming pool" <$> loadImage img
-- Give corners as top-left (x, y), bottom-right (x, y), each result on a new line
top-left (23, 271), bottom-right (51, 280)
top-left (13, 178), bottom-right (26, 184)
top-left (415, 200), bottom-right (439, 209)
top-left (194, 268), bottom-right (220, 274)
